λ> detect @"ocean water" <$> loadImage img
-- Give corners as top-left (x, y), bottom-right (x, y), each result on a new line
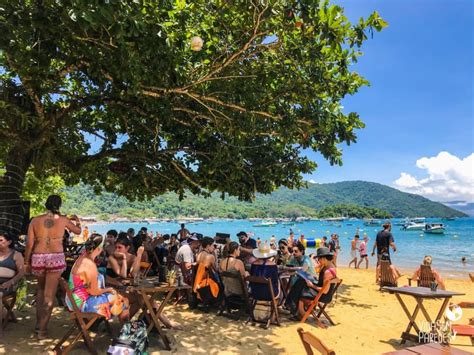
top-left (86, 217), bottom-right (474, 278)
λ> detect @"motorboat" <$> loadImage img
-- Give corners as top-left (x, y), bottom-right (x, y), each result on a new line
top-left (424, 223), bottom-right (445, 234)
top-left (253, 220), bottom-right (277, 227)
top-left (363, 219), bottom-right (381, 226)
top-left (401, 222), bottom-right (426, 231)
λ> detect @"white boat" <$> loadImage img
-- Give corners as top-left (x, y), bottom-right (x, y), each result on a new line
top-left (424, 223), bottom-right (445, 234)
top-left (253, 220), bottom-right (277, 227)
top-left (402, 222), bottom-right (426, 231)
top-left (322, 217), bottom-right (346, 222)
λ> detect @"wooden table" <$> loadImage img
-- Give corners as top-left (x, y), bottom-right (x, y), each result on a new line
top-left (383, 342), bottom-right (472, 354)
top-left (383, 287), bottom-right (465, 344)
top-left (130, 279), bottom-right (191, 350)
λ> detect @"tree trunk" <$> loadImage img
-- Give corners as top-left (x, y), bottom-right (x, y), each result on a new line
top-left (0, 147), bottom-right (32, 236)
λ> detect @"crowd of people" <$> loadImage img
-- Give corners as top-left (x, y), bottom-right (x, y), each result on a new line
top-left (0, 195), bottom-right (453, 344)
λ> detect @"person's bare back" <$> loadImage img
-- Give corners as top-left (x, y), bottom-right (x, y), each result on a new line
top-left (29, 213), bottom-right (81, 254)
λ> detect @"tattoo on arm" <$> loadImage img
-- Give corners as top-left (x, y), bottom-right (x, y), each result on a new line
top-left (44, 219), bottom-right (55, 228)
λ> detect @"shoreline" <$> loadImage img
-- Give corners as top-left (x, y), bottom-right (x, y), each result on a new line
top-left (78, 219), bottom-right (474, 278)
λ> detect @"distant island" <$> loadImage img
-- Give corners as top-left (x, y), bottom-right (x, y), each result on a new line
top-left (61, 181), bottom-right (466, 221)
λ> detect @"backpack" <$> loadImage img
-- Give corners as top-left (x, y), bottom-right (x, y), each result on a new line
top-left (14, 278), bottom-right (28, 311)
top-left (108, 320), bottom-right (148, 355)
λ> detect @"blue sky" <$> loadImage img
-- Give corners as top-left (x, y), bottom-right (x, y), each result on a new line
top-left (302, 0), bottom-right (473, 204)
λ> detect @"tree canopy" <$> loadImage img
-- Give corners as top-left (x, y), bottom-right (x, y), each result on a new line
top-left (0, 0), bottom-right (386, 233)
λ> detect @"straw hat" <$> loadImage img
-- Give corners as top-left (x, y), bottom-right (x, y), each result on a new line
top-left (252, 243), bottom-right (278, 259)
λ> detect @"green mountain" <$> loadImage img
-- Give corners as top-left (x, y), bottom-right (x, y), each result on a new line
top-left (61, 181), bottom-right (466, 220)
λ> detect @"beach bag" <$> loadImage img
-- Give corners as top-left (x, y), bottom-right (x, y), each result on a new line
top-left (253, 300), bottom-right (274, 322)
top-left (108, 320), bottom-right (148, 355)
top-left (14, 278), bottom-right (28, 311)
top-left (197, 284), bottom-right (214, 304)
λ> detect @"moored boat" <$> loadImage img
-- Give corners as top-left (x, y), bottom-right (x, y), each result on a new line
top-left (401, 221), bottom-right (426, 231)
top-left (424, 223), bottom-right (445, 234)
top-left (363, 219), bottom-right (381, 226)
top-left (253, 220), bottom-right (277, 227)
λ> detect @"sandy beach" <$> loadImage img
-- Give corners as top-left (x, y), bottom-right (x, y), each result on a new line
top-left (1, 267), bottom-right (472, 354)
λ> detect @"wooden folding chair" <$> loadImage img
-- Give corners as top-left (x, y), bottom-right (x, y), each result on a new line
top-left (219, 270), bottom-right (251, 318)
top-left (139, 261), bottom-right (152, 278)
top-left (297, 327), bottom-right (335, 355)
top-left (408, 265), bottom-right (434, 287)
top-left (0, 290), bottom-right (17, 337)
top-left (297, 328), bottom-right (336, 355)
top-left (246, 275), bottom-right (280, 328)
top-left (379, 260), bottom-right (397, 289)
top-left (452, 302), bottom-right (474, 345)
top-left (300, 278), bottom-right (342, 325)
top-left (1, 292), bottom-right (17, 328)
top-left (53, 278), bottom-right (112, 355)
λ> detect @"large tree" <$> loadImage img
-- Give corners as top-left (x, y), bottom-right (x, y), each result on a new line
top-left (0, 0), bottom-right (386, 234)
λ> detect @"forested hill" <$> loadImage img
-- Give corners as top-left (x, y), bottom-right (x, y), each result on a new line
top-left (61, 181), bottom-right (466, 220)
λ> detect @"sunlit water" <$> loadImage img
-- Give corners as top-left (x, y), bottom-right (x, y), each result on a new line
top-left (87, 217), bottom-right (474, 278)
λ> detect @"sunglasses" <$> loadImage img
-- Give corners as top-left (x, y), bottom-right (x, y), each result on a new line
top-left (292, 249), bottom-right (299, 253)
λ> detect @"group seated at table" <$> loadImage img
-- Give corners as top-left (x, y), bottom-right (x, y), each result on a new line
top-left (69, 233), bottom-right (183, 329)
top-left (410, 255), bottom-right (446, 290)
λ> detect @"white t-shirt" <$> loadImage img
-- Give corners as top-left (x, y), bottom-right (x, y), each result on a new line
top-left (175, 244), bottom-right (194, 265)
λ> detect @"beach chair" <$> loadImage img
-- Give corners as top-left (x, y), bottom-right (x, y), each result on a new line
top-left (138, 261), bottom-right (152, 278)
top-left (452, 302), bottom-right (474, 345)
top-left (379, 260), bottom-right (397, 289)
top-left (297, 327), bottom-right (335, 355)
top-left (407, 265), bottom-right (434, 287)
top-left (246, 275), bottom-right (280, 328)
top-left (218, 270), bottom-right (251, 319)
top-left (300, 278), bottom-right (342, 326)
top-left (0, 291), bottom-right (18, 337)
top-left (53, 278), bottom-right (112, 355)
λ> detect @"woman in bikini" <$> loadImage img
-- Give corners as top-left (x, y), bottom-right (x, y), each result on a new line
top-left (0, 230), bottom-right (25, 322)
top-left (24, 194), bottom-right (81, 339)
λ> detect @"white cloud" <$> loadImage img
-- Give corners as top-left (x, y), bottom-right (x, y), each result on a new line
top-left (394, 151), bottom-right (474, 203)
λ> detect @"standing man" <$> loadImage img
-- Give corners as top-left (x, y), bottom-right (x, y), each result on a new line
top-left (371, 222), bottom-right (397, 265)
top-left (328, 234), bottom-right (338, 267)
top-left (177, 223), bottom-right (190, 242)
top-left (348, 234), bottom-right (360, 269)
top-left (288, 230), bottom-right (296, 248)
top-left (357, 235), bottom-right (369, 269)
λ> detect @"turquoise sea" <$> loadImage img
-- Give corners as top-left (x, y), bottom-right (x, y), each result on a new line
top-left (86, 217), bottom-right (474, 278)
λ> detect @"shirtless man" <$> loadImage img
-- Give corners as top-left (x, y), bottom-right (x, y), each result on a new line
top-left (177, 223), bottom-right (190, 242)
top-left (25, 195), bottom-right (81, 339)
top-left (348, 235), bottom-right (359, 269)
